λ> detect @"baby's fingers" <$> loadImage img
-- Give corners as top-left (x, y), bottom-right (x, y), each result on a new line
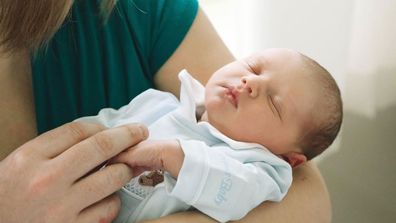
top-left (112, 141), bottom-right (164, 171)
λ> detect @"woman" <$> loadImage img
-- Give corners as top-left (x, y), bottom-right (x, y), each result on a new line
top-left (0, 0), bottom-right (331, 222)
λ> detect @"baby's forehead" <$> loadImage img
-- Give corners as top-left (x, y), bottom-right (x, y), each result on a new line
top-left (245, 50), bottom-right (305, 68)
top-left (244, 52), bottom-right (270, 64)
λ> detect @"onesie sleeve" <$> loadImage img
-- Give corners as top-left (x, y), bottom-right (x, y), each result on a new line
top-left (168, 140), bottom-right (293, 222)
top-left (75, 89), bottom-right (179, 127)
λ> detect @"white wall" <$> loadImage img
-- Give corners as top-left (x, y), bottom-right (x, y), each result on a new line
top-left (345, 0), bottom-right (396, 117)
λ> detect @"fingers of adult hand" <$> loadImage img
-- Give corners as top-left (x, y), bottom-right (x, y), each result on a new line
top-left (77, 194), bottom-right (121, 223)
top-left (57, 124), bottom-right (148, 180)
top-left (23, 122), bottom-right (105, 158)
top-left (71, 163), bottom-right (133, 210)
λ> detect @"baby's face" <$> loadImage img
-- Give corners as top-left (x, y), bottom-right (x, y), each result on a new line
top-left (203, 48), bottom-right (317, 155)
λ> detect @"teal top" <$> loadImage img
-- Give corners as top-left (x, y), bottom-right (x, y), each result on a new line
top-left (32, 0), bottom-right (198, 133)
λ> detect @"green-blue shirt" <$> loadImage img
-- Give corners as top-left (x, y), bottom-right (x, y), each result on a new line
top-left (32, 0), bottom-right (198, 133)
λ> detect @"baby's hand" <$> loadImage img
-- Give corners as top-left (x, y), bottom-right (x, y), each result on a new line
top-left (111, 139), bottom-right (184, 178)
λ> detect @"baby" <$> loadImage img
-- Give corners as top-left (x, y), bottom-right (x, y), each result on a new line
top-left (78, 48), bottom-right (342, 223)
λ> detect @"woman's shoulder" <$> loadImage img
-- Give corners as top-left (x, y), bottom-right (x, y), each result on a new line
top-left (116, 0), bottom-right (199, 75)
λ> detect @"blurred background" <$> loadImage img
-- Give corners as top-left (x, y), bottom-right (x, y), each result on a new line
top-left (201, 0), bottom-right (396, 222)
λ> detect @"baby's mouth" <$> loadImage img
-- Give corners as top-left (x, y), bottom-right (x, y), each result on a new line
top-left (225, 86), bottom-right (239, 108)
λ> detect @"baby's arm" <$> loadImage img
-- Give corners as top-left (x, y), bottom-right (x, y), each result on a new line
top-left (166, 141), bottom-right (292, 222)
top-left (113, 140), bottom-right (292, 222)
top-left (111, 139), bottom-right (184, 178)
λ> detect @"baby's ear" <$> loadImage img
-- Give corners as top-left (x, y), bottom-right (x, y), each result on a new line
top-left (281, 152), bottom-right (307, 168)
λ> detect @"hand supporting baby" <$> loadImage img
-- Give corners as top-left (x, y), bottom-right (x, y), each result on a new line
top-left (111, 139), bottom-right (185, 179)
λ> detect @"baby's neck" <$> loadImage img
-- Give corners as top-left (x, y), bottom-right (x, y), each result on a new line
top-left (198, 111), bottom-right (209, 122)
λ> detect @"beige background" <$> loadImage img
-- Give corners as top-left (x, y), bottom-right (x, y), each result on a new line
top-left (202, 0), bottom-right (396, 222)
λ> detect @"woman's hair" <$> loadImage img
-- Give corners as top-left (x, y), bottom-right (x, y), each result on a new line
top-left (0, 0), bottom-right (116, 53)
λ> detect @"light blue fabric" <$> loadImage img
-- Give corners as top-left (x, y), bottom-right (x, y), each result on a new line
top-left (78, 70), bottom-right (292, 223)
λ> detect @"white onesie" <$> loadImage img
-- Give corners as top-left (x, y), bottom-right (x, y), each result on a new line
top-left (78, 70), bottom-right (292, 223)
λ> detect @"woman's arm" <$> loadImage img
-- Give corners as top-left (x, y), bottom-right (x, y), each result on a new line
top-left (152, 7), bottom-right (331, 223)
top-left (154, 8), bottom-right (235, 98)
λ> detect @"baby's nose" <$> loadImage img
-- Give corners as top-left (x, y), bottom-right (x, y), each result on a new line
top-left (240, 76), bottom-right (259, 98)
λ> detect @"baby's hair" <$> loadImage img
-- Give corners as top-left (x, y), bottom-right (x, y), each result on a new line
top-left (298, 53), bottom-right (343, 160)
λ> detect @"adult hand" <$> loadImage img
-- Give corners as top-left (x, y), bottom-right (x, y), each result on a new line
top-left (0, 122), bottom-right (148, 223)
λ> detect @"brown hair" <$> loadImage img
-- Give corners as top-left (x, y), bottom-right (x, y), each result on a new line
top-left (0, 0), bottom-right (116, 53)
top-left (298, 54), bottom-right (343, 160)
